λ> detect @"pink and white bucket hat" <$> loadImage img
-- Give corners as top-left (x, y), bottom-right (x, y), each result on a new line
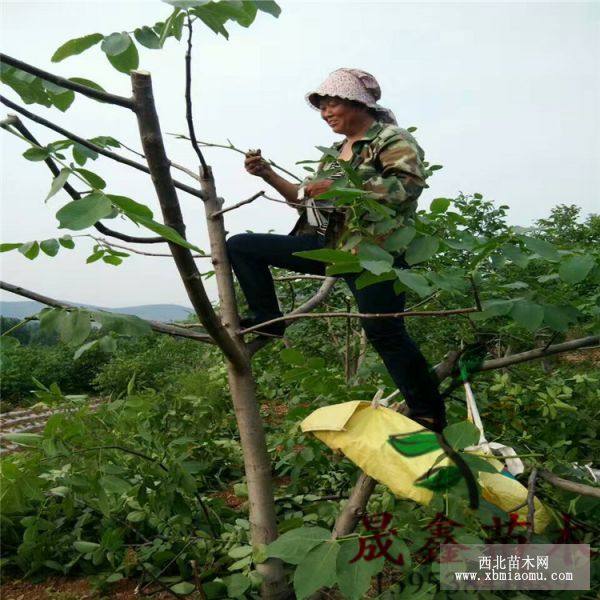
top-left (306, 68), bottom-right (397, 125)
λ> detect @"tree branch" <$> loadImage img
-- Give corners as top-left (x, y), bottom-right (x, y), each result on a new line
top-left (241, 306), bottom-right (478, 335)
top-left (0, 53), bottom-right (134, 109)
top-left (91, 236), bottom-right (210, 259)
top-left (247, 277), bottom-right (338, 356)
top-left (130, 70), bottom-right (244, 366)
top-left (475, 336), bottom-right (600, 373)
top-left (2, 114), bottom-right (166, 244)
top-left (0, 281), bottom-right (213, 344)
top-left (184, 15), bottom-right (208, 172)
top-left (273, 274), bottom-right (327, 282)
top-left (167, 132), bottom-right (303, 183)
top-left (526, 468), bottom-right (537, 542)
top-left (538, 469), bottom-right (600, 499)
top-left (0, 95), bottom-right (205, 200)
top-left (210, 191), bottom-right (266, 218)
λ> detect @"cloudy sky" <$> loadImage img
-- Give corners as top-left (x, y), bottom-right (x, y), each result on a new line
top-left (1, 0), bottom-right (598, 308)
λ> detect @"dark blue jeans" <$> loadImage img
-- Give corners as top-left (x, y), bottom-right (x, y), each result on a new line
top-left (226, 232), bottom-right (445, 421)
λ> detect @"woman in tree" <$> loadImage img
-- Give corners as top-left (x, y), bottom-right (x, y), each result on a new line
top-left (226, 68), bottom-right (446, 432)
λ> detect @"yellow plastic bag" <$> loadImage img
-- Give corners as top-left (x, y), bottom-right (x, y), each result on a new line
top-left (301, 401), bottom-right (551, 533)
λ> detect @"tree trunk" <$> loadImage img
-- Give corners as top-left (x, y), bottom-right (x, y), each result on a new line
top-left (201, 169), bottom-right (288, 599)
top-left (130, 70), bottom-right (288, 599)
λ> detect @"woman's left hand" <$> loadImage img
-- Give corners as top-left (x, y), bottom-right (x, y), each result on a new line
top-left (305, 179), bottom-right (333, 199)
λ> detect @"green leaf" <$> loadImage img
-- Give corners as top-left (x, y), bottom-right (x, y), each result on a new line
top-left (56, 193), bottom-right (113, 230)
top-left (519, 235), bottom-right (560, 261)
top-left (59, 310), bottom-right (92, 346)
top-left (326, 261), bottom-right (362, 276)
top-left (45, 168), bottom-right (71, 201)
top-left (558, 254), bottom-right (595, 284)
top-left (59, 235), bottom-right (75, 249)
top-left (415, 466), bottom-right (462, 491)
top-left (543, 304), bottom-right (579, 332)
top-left (388, 432), bottom-right (440, 457)
top-left (266, 526), bottom-right (330, 565)
top-left (105, 37), bottom-right (139, 74)
top-left (74, 168), bottom-right (106, 189)
top-left (254, 1), bottom-right (282, 17)
top-left (100, 475), bottom-right (132, 495)
top-left (280, 348), bottom-right (305, 366)
top-left (102, 255), bottom-right (123, 266)
top-left (382, 226), bottom-right (415, 252)
top-left (358, 242), bottom-right (394, 275)
top-left (501, 244), bottom-right (530, 268)
top-left (93, 311), bottom-right (152, 337)
top-left (101, 32), bottom-right (131, 55)
top-left (224, 573), bottom-right (251, 598)
top-left (87, 250), bottom-right (104, 264)
top-left (430, 197), bottom-right (451, 213)
top-left (72, 143), bottom-right (98, 166)
top-left (157, 8), bottom-right (182, 47)
top-left (40, 239), bottom-right (60, 257)
top-left (461, 454), bottom-right (498, 474)
top-left (51, 33), bottom-right (104, 62)
top-left (134, 26), bottom-right (162, 49)
top-left (3, 433), bottom-right (43, 446)
top-left (294, 541), bottom-right (339, 600)
top-left (336, 538), bottom-right (384, 600)
top-left (228, 545), bottom-right (252, 559)
top-left (39, 308), bottom-right (67, 336)
top-left (443, 231), bottom-right (478, 251)
top-left (163, 0), bottom-right (210, 8)
top-left (108, 194), bottom-right (153, 219)
top-left (129, 214), bottom-right (203, 253)
top-left (314, 187), bottom-right (365, 201)
top-left (0, 243), bottom-right (22, 252)
top-left (23, 147), bottom-right (50, 161)
top-left (293, 248), bottom-right (354, 264)
top-left (73, 339), bottom-right (99, 360)
top-left (73, 541), bottom-right (100, 553)
top-left (105, 573), bottom-right (124, 583)
top-left (126, 511), bottom-right (145, 522)
top-left (442, 421), bottom-right (480, 450)
top-left (48, 89), bottom-right (75, 112)
top-left (49, 486), bottom-right (71, 497)
top-left (394, 269), bottom-right (432, 297)
top-left (18, 241), bottom-right (40, 260)
top-left (68, 77), bottom-right (107, 95)
top-left (481, 298), bottom-right (514, 317)
top-left (510, 300), bottom-right (544, 331)
top-left (170, 581), bottom-right (196, 595)
top-left (355, 270), bottom-right (396, 290)
top-left (405, 235), bottom-right (439, 265)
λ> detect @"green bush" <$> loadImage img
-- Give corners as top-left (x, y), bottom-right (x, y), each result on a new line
top-left (91, 335), bottom-right (208, 397)
top-left (0, 342), bottom-right (109, 409)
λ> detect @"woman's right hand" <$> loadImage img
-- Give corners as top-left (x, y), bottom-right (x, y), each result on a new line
top-left (245, 149), bottom-right (274, 180)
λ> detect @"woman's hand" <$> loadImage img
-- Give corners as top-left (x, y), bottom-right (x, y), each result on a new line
top-left (305, 179), bottom-right (333, 199)
top-left (245, 149), bottom-right (274, 180)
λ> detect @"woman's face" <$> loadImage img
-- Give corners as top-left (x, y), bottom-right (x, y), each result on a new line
top-left (318, 96), bottom-right (366, 135)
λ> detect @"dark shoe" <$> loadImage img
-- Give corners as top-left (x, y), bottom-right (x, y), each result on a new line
top-left (239, 314), bottom-right (287, 338)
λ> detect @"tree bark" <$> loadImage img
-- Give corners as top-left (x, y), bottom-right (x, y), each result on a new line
top-left (200, 169), bottom-right (288, 599)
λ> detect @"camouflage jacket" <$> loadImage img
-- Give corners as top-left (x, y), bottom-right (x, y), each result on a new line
top-left (288, 120), bottom-right (428, 249)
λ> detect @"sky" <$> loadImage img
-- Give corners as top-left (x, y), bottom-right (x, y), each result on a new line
top-left (1, 0), bottom-right (598, 308)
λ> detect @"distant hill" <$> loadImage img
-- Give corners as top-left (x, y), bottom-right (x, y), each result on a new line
top-left (0, 301), bottom-right (194, 323)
